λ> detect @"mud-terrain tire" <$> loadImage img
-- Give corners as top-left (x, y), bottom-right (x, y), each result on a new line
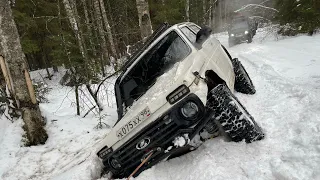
top-left (207, 84), bottom-right (264, 143)
top-left (231, 58), bottom-right (256, 94)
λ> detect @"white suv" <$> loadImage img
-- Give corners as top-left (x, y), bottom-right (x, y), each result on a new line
top-left (97, 22), bottom-right (264, 179)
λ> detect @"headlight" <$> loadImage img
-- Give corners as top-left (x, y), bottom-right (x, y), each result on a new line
top-left (231, 34), bottom-right (235, 37)
top-left (109, 158), bottom-right (122, 169)
top-left (180, 101), bottom-right (199, 119)
top-left (245, 31), bottom-right (249, 34)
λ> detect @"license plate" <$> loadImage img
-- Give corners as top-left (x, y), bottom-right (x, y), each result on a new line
top-left (116, 107), bottom-right (151, 140)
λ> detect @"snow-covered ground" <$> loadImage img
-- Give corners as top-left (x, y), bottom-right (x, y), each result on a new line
top-left (1, 28), bottom-right (320, 180)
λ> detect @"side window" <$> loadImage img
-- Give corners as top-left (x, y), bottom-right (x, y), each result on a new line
top-left (164, 32), bottom-right (190, 63)
top-left (189, 25), bottom-right (201, 34)
top-left (181, 27), bottom-right (197, 43)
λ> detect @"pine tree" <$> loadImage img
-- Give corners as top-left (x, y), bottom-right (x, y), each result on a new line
top-left (275, 0), bottom-right (320, 35)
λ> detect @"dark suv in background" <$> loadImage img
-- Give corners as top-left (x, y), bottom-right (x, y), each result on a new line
top-left (228, 16), bottom-right (258, 47)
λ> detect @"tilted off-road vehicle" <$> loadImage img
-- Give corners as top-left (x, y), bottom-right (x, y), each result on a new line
top-left (228, 15), bottom-right (258, 47)
top-left (97, 22), bottom-right (264, 179)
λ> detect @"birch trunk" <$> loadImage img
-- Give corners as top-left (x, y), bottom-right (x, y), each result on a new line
top-left (203, 0), bottom-right (206, 25)
top-left (63, 0), bottom-right (89, 68)
top-left (136, 0), bottom-right (153, 41)
top-left (98, 0), bottom-right (117, 59)
top-left (0, 0), bottom-right (48, 145)
top-left (185, 0), bottom-right (190, 22)
top-left (93, 0), bottom-right (110, 68)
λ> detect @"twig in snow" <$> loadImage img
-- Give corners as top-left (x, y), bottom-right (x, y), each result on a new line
top-left (83, 105), bottom-right (96, 118)
top-left (53, 88), bottom-right (74, 114)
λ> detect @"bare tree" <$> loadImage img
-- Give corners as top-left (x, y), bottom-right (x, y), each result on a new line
top-left (0, 0), bottom-right (48, 145)
top-left (186, 0), bottom-right (190, 22)
top-left (136, 0), bottom-right (153, 41)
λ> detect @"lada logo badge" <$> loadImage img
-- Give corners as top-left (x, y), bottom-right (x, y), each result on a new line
top-left (136, 137), bottom-right (151, 150)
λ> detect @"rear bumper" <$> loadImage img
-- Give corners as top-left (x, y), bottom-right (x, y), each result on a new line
top-left (100, 94), bottom-right (215, 178)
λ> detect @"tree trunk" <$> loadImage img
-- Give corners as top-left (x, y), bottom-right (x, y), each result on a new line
top-left (209, 0), bottom-right (212, 28)
top-left (81, 0), bottom-right (97, 57)
top-left (75, 85), bottom-right (80, 115)
top-left (57, 0), bottom-right (73, 72)
top-left (85, 84), bottom-right (103, 112)
top-left (203, 0), bottom-right (206, 25)
top-left (224, 0), bottom-right (227, 26)
top-left (98, 0), bottom-right (118, 59)
top-left (219, 0), bottom-right (222, 30)
top-left (93, 0), bottom-right (110, 69)
top-left (135, 0), bottom-right (153, 41)
top-left (0, 0), bottom-right (48, 145)
top-left (41, 47), bottom-right (51, 80)
top-left (185, 0), bottom-right (190, 22)
top-left (63, 0), bottom-right (89, 70)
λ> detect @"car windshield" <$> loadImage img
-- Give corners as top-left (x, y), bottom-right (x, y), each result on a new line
top-left (230, 17), bottom-right (249, 30)
top-left (119, 31), bottom-right (190, 111)
top-left (231, 22), bottom-right (249, 30)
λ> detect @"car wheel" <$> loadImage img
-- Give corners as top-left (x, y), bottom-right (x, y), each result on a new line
top-left (231, 58), bottom-right (256, 94)
top-left (207, 84), bottom-right (264, 143)
top-left (247, 35), bottom-right (252, 43)
top-left (228, 38), bottom-right (235, 47)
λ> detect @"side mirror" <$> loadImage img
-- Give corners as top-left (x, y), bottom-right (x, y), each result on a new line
top-left (196, 26), bottom-right (212, 47)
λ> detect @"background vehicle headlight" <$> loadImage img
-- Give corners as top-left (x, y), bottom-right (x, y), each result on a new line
top-left (180, 101), bottom-right (199, 119)
top-left (231, 34), bottom-right (235, 37)
top-left (245, 31), bottom-right (249, 34)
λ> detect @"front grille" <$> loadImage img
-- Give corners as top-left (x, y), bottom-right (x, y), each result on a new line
top-left (103, 94), bottom-right (205, 178)
top-left (111, 114), bottom-right (180, 171)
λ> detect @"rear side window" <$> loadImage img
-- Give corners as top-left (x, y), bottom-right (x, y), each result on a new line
top-left (189, 25), bottom-right (201, 34)
top-left (181, 27), bottom-right (197, 43)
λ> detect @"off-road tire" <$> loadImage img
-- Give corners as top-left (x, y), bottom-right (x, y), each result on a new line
top-left (207, 84), bottom-right (264, 143)
top-left (228, 38), bottom-right (235, 47)
top-left (247, 35), bottom-right (253, 43)
top-left (231, 58), bottom-right (256, 94)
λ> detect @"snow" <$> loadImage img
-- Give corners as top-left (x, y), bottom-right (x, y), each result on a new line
top-left (173, 134), bottom-right (190, 148)
top-left (1, 28), bottom-right (320, 180)
top-left (0, 68), bottom-right (116, 180)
